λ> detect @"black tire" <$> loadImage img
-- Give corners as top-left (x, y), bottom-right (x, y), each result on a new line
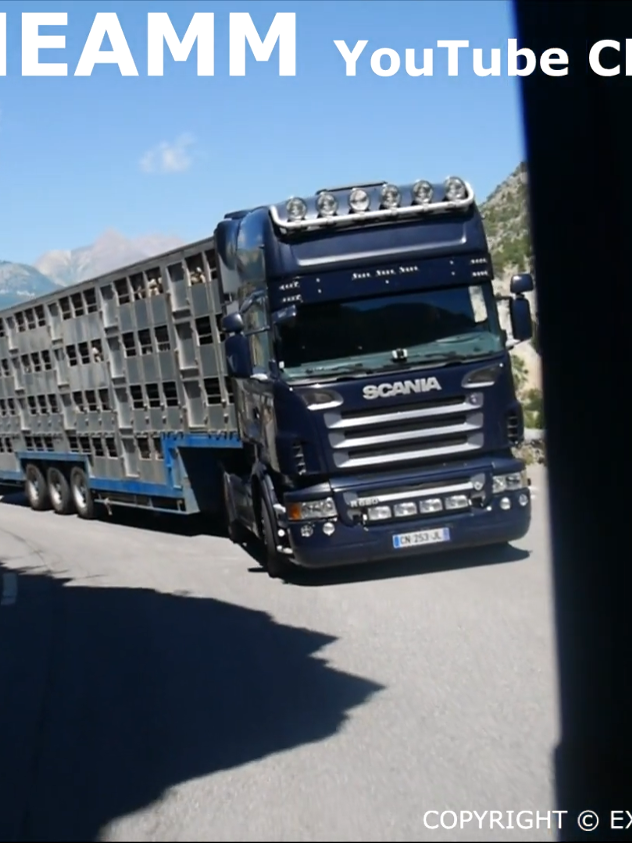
top-left (24, 463), bottom-right (51, 512)
top-left (260, 497), bottom-right (293, 580)
top-left (69, 466), bottom-right (95, 519)
top-left (47, 466), bottom-right (74, 515)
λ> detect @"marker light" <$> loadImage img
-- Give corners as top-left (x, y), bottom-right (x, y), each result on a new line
top-left (412, 180), bottom-right (433, 204)
top-left (299, 388), bottom-right (343, 411)
top-left (462, 364), bottom-right (502, 388)
top-left (381, 184), bottom-right (401, 209)
top-left (349, 188), bottom-right (370, 212)
top-left (444, 176), bottom-right (467, 201)
top-left (316, 192), bottom-right (338, 217)
top-left (286, 197), bottom-right (307, 220)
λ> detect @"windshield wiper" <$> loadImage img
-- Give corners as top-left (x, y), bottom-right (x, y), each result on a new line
top-left (302, 362), bottom-right (376, 376)
top-left (371, 350), bottom-right (493, 371)
top-left (299, 349), bottom-right (496, 379)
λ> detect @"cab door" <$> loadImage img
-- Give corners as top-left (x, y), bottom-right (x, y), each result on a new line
top-left (239, 289), bottom-right (278, 467)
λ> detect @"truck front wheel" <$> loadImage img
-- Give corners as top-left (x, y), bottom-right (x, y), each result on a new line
top-left (222, 471), bottom-right (249, 546)
top-left (260, 498), bottom-right (293, 581)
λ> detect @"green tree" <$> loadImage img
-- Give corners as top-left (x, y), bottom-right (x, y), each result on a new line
top-left (523, 387), bottom-right (544, 429)
top-left (511, 356), bottom-right (527, 393)
top-left (531, 317), bottom-right (540, 354)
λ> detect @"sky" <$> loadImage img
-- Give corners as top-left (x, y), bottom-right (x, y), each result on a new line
top-left (0, 0), bottom-right (527, 265)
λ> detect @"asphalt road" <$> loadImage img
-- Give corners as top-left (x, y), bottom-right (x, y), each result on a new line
top-left (0, 466), bottom-right (558, 843)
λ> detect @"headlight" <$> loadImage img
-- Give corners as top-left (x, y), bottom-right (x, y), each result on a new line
top-left (393, 502), bottom-right (418, 517)
top-left (419, 498), bottom-right (443, 513)
top-left (298, 388), bottom-right (343, 411)
top-left (492, 470), bottom-right (528, 493)
top-left (367, 505), bottom-right (391, 521)
top-left (349, 187), bottom-right (370, 212)
top-left (412, 179), bottom-right (433, 204)
top-left (445, 494), bottom-right (469, 510)
top-left (380, 183), bottom-right (400, 208)
top-left (286, 197), bottom-right (307, 220)
top-left (287, 497), bottom-right (337, 521)
top-left (316, 192), bottom-right (338, 217)
top-left (444, 176), bottom-right (467, 201)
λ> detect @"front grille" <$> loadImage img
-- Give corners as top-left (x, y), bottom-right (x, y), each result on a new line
top-left (324, 394), bottom-right (485, 469)
top-left (342, 472), bottom-right (485, 523)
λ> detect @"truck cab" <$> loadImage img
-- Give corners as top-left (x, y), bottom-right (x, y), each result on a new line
top-left (215, 177), bottom-right (534, 578)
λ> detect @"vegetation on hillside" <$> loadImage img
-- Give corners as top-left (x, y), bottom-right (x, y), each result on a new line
top-left (483, 164), bottom-right (544, 432)
top-left (481, 161), bottom-right (534, 277)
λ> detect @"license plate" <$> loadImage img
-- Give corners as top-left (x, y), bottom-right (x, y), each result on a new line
top-left (392, 527), bottom-right (451, 549)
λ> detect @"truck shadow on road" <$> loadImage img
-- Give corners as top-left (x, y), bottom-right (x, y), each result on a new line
top-left (0, 560), bottom-right (383, 842)
top-left (0, 490), bottom-right (531, 587)
top-left (270, 542), bottom-right (530, 587)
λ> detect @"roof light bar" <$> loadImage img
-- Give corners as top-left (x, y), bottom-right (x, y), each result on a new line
top-left (316, 191), bottom-right (338, 217)
top-left (269, 176), bottom-right (475, 232)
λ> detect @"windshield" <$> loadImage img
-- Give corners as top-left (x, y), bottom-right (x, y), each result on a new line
top-left (276, 284), bottom-right (503, 379)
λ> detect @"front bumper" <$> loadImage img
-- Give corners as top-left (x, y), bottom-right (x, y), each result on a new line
top-left (285, 487), bottom-right (531, 569)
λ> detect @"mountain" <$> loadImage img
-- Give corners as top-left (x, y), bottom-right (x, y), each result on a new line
top-left (481, 161), bottom-right (533, 280)
top-left (0, 230), bottom-right (185, 310)
top-left (480, 162), bottom-right (540, 395)
top-left (33, 229), bottom-right (185, 288)
top-left (0, 261), bottom-right (59, 311)
top-left (1, 170), bottom-right (538, 377)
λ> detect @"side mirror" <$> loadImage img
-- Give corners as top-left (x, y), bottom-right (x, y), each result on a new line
top-left (222, 312), bottom-right (244, 334)
top-left (225, 334), bottom-right (252, 378)
top-left (510, 297), bottom-right (533, 342)
top-left (510, 273), bottom-right (534, 295)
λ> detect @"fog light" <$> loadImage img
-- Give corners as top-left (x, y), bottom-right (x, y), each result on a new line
top-left (420, 498), bottom-right (443, 513)
top-left (500, 497), bottom-right (511, 510)
top-left (322, 521), bottom-right (335, 535)
top-left (518, 493), bottom-right (529, 507)
top-left (393, 502), bottom-right (417, 517)
top-left (367, 505), bottom-right (391, 521)
top-left (301, 524), bottom-right (314, 537)
top-left (493, 471), bottom-right (528, 493)
top-left (466, 392), bottom-right (483, 407)
top-left (445, 494), bottom-right (469, 510)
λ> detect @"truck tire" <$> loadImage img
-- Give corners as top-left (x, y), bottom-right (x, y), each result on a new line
top-left (47, 466), bottom-right (74, 515)
top-left (260, 496), bottom-right (293, 580)
top-left (69, 466), bottom-right (95, 520)
top-left (24, 463), bottom-right (51, 512)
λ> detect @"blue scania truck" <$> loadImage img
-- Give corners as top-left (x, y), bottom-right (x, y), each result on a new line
top-left (217, 176), bottom-right (535, 577)
top-left (0, 175), bottom-right (534, 579)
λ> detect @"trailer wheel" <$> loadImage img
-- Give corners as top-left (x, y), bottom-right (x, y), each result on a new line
top-left (260, 497), bottom-right (293, 581)
top-left (47, 466), bottom-right (74, 515)
top-left (69, 466), bottom-right (95, 520)
top-left (24, 463), bottom-right (51, 512)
